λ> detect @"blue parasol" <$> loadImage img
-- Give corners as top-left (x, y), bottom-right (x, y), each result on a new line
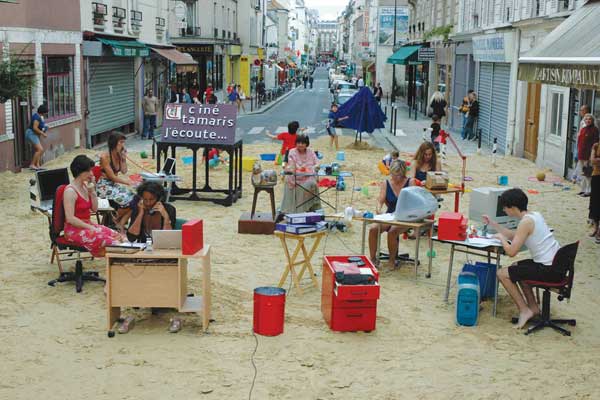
top-left (335, 87), bottom-right (387, 142)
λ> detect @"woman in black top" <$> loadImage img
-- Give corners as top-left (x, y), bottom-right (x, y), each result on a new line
top-left (127, 181), bottom-right (176, 243)
top-left (465, 92), bottom-right (479, 140)
top-left (429, 91), bottom-right (447, 119)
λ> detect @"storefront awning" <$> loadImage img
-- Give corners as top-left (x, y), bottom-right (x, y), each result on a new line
top-left (387, 45), bottom-right (421, 65)
top-left (97, 38), bottom-right (150, 57)
top-left (151, 47), bottom-right (198, 73)
top-left (518, 2), bottom-right (600, 89)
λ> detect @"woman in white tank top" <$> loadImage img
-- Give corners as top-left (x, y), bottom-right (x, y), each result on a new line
top-left (482, 189), bottom-right (562, 329)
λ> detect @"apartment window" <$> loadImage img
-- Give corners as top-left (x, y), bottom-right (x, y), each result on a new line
top-left (549, 92), bottom-right (564, 137)
top-left (214, 28), bottom-right (218, 38)
top-left (223, 29), bottom-right (226, 39)
top-left (43, 57), bottom-right (75, 120)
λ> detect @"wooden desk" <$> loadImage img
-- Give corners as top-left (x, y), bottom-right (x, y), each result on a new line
top-left (356, 216), bottom-right (435, 277)
top-left (432, 237), bottom-right (502, 317)
top-left (427, 187), bottom-right (463, 212)
top-left (105, 246), bottom-right (211, 336)
top-left (274, 230), bottom-right (325, 295)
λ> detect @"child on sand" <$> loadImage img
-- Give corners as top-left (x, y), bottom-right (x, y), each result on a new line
top-left (378, 150), bottom-right (400, 175)
top-left (265, 121), bottom-right (305, 163)
top-left (431, 115), bottom-right (441, 152)
top-left (326, 103), bottom-right (349, 151)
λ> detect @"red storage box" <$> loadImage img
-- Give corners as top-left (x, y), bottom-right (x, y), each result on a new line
top-left (437, 212), bottom-right (468, 241)
top-left (322, 255), bottom-right (379, 332)
top-left (182, 219), bottom-right (204, 255)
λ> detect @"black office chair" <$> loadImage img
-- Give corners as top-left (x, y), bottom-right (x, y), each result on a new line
top-left (514, 241), bottom-right (579, 336)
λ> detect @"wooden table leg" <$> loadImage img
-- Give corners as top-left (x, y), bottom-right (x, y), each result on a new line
top-left (361, 220), bottom-right (367, 254)
top-left (278, 236), bottom-right (304, 295)
top-left (202, 247), bottom-right (211, 332)
top-left (297, 235), bottom-right (322, 289)
top-left (454, 192), bottom-right (460, 212)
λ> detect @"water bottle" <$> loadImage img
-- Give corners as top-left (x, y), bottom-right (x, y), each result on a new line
top-left (145, 237), bottom-right (153, 252)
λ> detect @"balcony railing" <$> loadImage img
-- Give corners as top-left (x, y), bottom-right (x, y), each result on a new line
top-left (92, 2), bottom-right (107, 28)
top-left (113, 6), bottom-right (126, 31)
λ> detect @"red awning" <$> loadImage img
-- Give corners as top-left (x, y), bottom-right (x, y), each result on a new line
top-left (151, 47), bottom-right (198, 73)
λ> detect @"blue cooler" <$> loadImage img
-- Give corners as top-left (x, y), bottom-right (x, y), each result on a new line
top-left (462, 262), bottom-right (496, 300)
top-left (456, 272), bottom-right (480, 326)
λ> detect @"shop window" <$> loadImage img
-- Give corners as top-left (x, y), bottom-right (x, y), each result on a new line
top-left (549, 92), bottom-right (564, 137)
top-left (43, 56), bottom-right (75, 120)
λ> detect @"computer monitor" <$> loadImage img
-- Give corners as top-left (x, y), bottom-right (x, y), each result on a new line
top-left (468, 187), bottom-right (518, 233)
top-left (394, 186), bottom-right (438, 222)
top-left (37, 168), bottom-right (70, 202)
top-left (162, 157), bottom-right (175, 175)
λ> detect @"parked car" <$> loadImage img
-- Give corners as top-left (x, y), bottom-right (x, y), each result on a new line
top-left (336, 91), bottom-right (355, 105)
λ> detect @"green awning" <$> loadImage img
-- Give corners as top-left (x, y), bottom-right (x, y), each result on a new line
top-left (387, 45), bottom-right (422, 65)
top-left (97, 38), bottom-right (150, 57)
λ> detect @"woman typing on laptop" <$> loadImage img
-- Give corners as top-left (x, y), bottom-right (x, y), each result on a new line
top-left (127, 181), bottom-right (176, 243)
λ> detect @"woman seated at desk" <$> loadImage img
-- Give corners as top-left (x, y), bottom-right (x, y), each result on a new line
top-left (64, 155), bottom-right (124, 257)
top-left (369, 160), bottom-right (416, 267)
top-left (412, 142), bottom-right (442, 182)
top-left (484, 188), bottom-right (562, 329)
top-left (279, 134), bottom-right (322, 214)
top-left (96, 132), bottom-right (135, 229)
top-left (127, 181), bottom-right (176, 243)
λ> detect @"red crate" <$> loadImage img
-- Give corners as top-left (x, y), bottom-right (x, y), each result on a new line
top-left (322, 255), bottom-right (379, 332)
top-left (437, 212), bottom-right (468, 241)
top-left (182, 219), bottom-right (204, 255)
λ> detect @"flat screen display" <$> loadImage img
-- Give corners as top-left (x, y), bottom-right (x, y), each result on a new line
top-left (496, 197), bottom-right (507, 217)
top-left (37, 168), bottom-right (70, 201)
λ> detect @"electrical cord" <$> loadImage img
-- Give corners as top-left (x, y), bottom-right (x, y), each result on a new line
top-left (248, 331), bottom-right (259, 400)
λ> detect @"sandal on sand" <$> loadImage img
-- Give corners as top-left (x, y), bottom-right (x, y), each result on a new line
top-left (118, 316), bottom-right (135, 334)
top-left (169, 318), bottom-right (182, 333)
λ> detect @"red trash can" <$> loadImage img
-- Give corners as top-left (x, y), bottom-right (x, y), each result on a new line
top-left (253, 287), bottom-right (286, 336)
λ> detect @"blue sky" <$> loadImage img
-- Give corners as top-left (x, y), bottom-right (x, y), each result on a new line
top-left (305, 0), bottom-right (347, 20)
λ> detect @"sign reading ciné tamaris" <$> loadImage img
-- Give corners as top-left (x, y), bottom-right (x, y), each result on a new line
top-left (162, 103), bottom-right (237, 145)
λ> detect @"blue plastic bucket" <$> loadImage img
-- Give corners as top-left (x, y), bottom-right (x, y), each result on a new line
top-left (182, 156), bottom-right (194, 165)
top-left (497, 175), bottom-right (508, 186)
top-left (260, 153), bottom-right (276, 161)
top-left (336, 151), bottom-right (345, 161)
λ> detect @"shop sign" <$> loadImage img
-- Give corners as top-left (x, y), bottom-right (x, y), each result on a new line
top-left (518, 63), bottom-right (600, 89)
top-left (175, 44), bottom-right (214, 57)
top-left (418, 48), bottom-right (435, 62)
top-left (162, 103), bottom-right (237, 145)
top-left (473, 33), bottom-right (513, 63)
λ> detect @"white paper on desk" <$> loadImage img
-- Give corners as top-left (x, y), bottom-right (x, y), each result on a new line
top-left (467, 237), bottom-right (502, 247)
top-left (373, 213), bottom-right (394, 222)
top-left (359, 267), bottom-right (374, 275)
top-left (98, 198), bottom-right (110, 209)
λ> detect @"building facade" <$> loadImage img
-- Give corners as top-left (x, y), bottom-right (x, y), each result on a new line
top-left (1, 0), bottom-right (83, 172)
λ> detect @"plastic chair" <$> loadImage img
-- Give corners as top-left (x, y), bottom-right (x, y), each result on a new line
top-left (47, 185), bottom-right (105, 293)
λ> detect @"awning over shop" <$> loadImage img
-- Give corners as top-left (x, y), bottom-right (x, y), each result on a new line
top-left (518, 1), bottom-right (600, 88)
top-left (151, 47), bottom-right (198, 73)
top-left (97, 37), bottom-right (150, 57)
top-left (387, 45), bottom-right (421, 65)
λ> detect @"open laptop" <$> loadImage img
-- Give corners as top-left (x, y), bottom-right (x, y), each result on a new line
top-left (140, 157), bottom-right (176, 180)
top-left (152, 229), bottom-right (182, 250)
top-left (31, 168), bottom-right (70, 211)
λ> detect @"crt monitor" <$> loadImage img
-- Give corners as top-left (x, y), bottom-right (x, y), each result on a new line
top-left (468, 187), bottom-right (518, 232)
top-left (37, 168), bottom-right (70, 202)
top-left (394, 186), bottom-right (438, 222)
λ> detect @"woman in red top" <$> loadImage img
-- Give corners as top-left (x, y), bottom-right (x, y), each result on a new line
top-left (63, 155), bottom-right (124, 257)
top-left (265, 120), bottom-right (305, 163)
top-left (577, 114), bottom-right (600, 197)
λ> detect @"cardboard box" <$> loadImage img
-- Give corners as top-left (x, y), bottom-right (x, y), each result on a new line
top-left (425, 171), bottom-right (449, 190)
top-left (238, 212), bottom-right (275, 234)
top-left (182, 219), bottom-right (204, 255)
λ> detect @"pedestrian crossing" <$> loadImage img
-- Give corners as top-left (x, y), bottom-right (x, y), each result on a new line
top-left (243, 126), bottom-right (323, 136)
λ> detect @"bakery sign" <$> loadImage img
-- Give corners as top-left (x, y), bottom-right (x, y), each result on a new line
top-left (518, 63), bottom-right (600, 89)
top-left (161, 103), bottom-right (237, 145)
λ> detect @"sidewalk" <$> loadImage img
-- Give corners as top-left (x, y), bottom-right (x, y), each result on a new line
top-left (373, 103), bottom-right (489, 156)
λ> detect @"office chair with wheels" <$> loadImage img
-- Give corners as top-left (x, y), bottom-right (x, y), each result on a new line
top-left (47, 185), bottom-right (105, 293)
top-left (517, 241), bottom-right (579, 336)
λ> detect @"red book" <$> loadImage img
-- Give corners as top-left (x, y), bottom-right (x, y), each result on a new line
top-left (182, 219), bottom-right (204, 255)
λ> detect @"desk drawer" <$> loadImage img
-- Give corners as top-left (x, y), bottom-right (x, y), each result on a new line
top-left (334, 282), bottom-right (380, 301)
top-left (110, 263), bottom-right (182, 308)
top-left (330, 306), bottom-right (377, 332)
top-left (332, 297), bottom-right (377, 309)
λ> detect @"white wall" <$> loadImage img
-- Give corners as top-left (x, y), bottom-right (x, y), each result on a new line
top-left (536, 84), bottom-right (570, 175)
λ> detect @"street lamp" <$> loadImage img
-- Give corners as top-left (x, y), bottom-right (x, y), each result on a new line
top-left (391, 0), bottom-right (397, 104)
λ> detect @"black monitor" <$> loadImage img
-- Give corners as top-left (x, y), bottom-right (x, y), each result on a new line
top-left (37, 168), bottom-right (70, 202)
top-left (162, 157), bottom-right (176, 176)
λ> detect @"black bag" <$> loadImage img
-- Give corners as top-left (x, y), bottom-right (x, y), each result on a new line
top-left (582, 165), bottom-right (593, 177)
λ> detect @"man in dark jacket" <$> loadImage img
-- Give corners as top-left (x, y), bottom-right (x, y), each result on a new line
top-left (465, 92), bottom-right (479, 141)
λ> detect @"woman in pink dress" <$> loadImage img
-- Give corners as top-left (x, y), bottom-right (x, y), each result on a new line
top-left (63, 155), bottom-right (124, 257)
top-left (280, 134), bottom-right (322, 214)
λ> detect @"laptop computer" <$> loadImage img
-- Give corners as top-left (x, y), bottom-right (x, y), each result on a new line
top-left (140, 157), bottom-right (176, 180)
top-left (31, 168), bottom-right (70, 211)
top-left (152, 229), bottom-right (182, 250)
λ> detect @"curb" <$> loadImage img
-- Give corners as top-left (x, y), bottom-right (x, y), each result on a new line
top-left (238, 87), bottom-right (299, 117)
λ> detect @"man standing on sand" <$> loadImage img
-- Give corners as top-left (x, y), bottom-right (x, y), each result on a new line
top-left (483, 188), bottom-right (562, 329)
top-left (142, 89), bottom-right (158, 140)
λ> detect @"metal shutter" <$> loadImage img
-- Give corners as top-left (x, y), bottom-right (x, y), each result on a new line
top-left (88, 58), bottom-right (135, 137)
top-left (477, 62), bottom-right (493, 145)
top-left (490, 63), bottom-right (510, 153)
top-left (451, 55), bottom-right (468, 132)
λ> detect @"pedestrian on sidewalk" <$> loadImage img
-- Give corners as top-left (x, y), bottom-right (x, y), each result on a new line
top-left (309, 75), bottom-right (314, 89)
top-left (25, 104), bottom-right (49, 170)
top-left (189, 79), bottom-right (199, 101)
top-left (357, 77), bottom-right (365, 87)
top-left (204, 84), bottom-right (213, 103)
top-left (181, 87), bottom-right (192, 104)
top-left (429, 91), bottom-right (447, 122)
top-left (589, 141), bottom-right (600, 243)
top-left (464, 92), bottom-right (479, 140)
top-left (303, 74), bottom-right (308, 89)
top-left (576, 113), bottom-right (599, 197)
top-left (257, 78), bottom-right (266, 104)
top-left (142, 89), bottom-right (158, 140)
top-left (236, 85), bottom-right (247, 113)
top-left (430, 115), bottom-right (442, 152)
top-left (374, 83), bottom-right (383, 103)
top-left (459, 90), bottom-right (473, 139)
top-left (228, 84), bottom-right (238, 105)
top-left (572, 104), bottom-right (591, 183)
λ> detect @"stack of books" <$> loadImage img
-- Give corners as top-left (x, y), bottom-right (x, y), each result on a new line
top-left (275, 212), bottom-right (327, 234)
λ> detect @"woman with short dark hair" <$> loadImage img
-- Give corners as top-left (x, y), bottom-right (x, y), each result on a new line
top-left (484, 188), bottom-right (562, 329)
top-left (63, 155), bottom-right (123, 257)
top-left (127, 181), bottom-right (176, 243)
top-left (25, 104), bottom-right (49, 170)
